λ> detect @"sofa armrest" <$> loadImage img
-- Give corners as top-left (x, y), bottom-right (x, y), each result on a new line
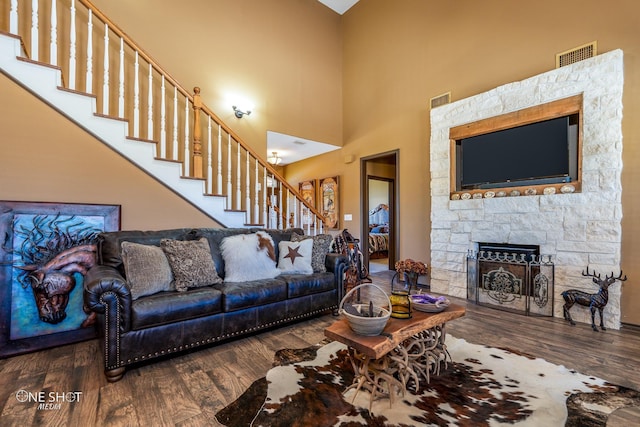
top-left (84, 265), bottom-right (132, 332)
top-left (325, 253), bottom-right (349, 304)
top-left (325, 252), bottom-right (347, 273)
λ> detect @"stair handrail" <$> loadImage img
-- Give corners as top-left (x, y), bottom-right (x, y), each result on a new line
top-left (6, 0), bottom-right (327, 229)
top-left (76, 1), bottom-right (320, 212)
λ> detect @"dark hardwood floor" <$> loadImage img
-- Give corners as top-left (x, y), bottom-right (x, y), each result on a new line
top-left (1, 270), bottom-right (639, 426)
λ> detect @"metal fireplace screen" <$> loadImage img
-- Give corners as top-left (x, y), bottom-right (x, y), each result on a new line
top-left (467, 247), bottom-right (554, 316)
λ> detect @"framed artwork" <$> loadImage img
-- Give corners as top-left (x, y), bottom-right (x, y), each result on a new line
top-left (0, 201), bottom-right (121, 357)
top-left (298, 180), bottom-right (316, 208)
top-left (298, 179), bottom-right (317, 228)
top-left (319, 176), bottom-right (340, 230)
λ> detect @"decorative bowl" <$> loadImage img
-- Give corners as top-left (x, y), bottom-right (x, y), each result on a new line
top-left (410, 294), bottom-right (451, 313)
top-left (339, 284), bottom-right (391, 336)
top-left (341, 304), bottom-right (391, 336)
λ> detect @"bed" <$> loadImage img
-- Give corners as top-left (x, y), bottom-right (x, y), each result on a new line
top-left (368, 204), bottom-right (389, 258)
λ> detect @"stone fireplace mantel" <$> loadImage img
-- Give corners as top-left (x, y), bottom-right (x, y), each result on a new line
top-left (429, 49), bottom-right (624, 329)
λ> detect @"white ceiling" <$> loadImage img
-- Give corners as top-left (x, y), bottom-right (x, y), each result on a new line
top-left (264, 1), bottom-right (358, 166)
top-left (266, 131), bottom-right (340, 166)
top-left (317, 0), bottom-right (360, 15)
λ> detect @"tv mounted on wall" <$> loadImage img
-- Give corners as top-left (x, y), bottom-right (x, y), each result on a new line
top-left (455, 115), bottom-right (579, 190)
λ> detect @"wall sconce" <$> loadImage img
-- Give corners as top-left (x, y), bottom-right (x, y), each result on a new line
top-left (233, 106), bottom-right (251, 118)
top-left (267, 152), bottom-right (282, 165)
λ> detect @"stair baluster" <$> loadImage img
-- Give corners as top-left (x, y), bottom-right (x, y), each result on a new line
top-left (2, 0), bottom-right (326, 231)
top-left (192, 87), bottom-right (203, 178)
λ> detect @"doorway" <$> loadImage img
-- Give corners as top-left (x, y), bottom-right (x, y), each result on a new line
top-left (361, 150), bottom-right (399, 273)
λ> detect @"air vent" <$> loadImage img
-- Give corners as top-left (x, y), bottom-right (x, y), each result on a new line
top-left (556, 41), bottom-right (597, 68)
top-left (430, 92), bottom-right (451, 109)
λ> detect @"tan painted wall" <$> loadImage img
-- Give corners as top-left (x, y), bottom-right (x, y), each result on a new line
top-left (90, 0), bottom-right (344, 152)
top-left (288, 0), bottom-right (640, 324)
top-left (0, 74), bottom-right (220, 230)
top-left (3, 0), bottom-right (639, 323)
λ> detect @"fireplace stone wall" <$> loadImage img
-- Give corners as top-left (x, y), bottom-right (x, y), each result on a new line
top-left (429, 50), bottom-right (624, 329)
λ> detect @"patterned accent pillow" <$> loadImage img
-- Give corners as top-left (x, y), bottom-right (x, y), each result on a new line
top-left (277, 239), bottom-right (313, 275)
top-left (121, 241), bottom-right (174, 300)
top-left (160, 238), bottom-right (222, 291)
top-left (291, 233), bottom-right (332, 273)
top-left (220, 231), bottom-right (280, 282)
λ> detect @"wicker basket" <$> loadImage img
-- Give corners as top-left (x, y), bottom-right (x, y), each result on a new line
top-left (339, 284), bottom-right (391, 336)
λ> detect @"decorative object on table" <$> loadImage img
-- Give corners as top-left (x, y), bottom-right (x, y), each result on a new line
top-left (216, 336), bottom-right (636, 427)
top-left (390, 258), bottom-right (429, 318)
top-left (319, 175), bottom-right (339, 229)
top-left (0, 201), bottom-right (120, 357)
top-left (389, 289), bottom-right (412, 319)
top-left (410, 293), bottom-right (451, 313)
top-left (394, 258), bottom-right (429, 291)
top-left (561, 267), bottom-right (627, 332)
top-left (339, 283), bottom-right (390, 336)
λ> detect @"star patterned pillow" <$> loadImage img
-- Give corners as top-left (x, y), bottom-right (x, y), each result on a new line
top-left (277, 239), bottom-right (314, 275)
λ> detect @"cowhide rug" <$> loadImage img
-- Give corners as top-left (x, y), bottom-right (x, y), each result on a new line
top-left (216, 336), bottom-right (640, 427)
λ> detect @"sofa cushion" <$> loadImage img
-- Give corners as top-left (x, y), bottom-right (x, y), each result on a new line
top-left (220, 231), bottom-right (280, 282)
top-left (291, 233), bottom-right (333, 273)
top-left (131, 287), bottom-right (223, 330)
top-left (161, 238), bottom-right (223, 291)
top-left (121, 241), bottom-right (174, 300)
top-left (216, 278), bottom-right (288, 312)
top-left (277, 239), bottom-right (313, 275)
top-left (98, 228), bottom-right (193, 274)
top-left (281, 272), bottom-right (336, 298)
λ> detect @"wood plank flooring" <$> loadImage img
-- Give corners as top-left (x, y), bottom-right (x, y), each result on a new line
top-left (1, 270), bottom-right (639, 426)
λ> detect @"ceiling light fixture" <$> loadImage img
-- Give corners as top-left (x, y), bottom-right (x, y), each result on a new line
top-left (233, 105), bottom-right (251, 118)
top-left (267, 152), bottom-right (282, 165)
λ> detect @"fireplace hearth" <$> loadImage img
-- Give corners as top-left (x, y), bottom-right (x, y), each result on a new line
top-left (467, 243), bottom-right (554, 317)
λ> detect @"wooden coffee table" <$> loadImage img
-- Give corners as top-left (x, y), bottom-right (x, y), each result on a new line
top-left (325, 303), bottom-right (466, 410)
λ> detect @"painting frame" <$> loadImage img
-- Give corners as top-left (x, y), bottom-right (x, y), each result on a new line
top-left (298, 179), bottom-right (317, 228)
top-left (0, 201), bottom-right (121, 358)
top-left (298, 179), bottom-right (317, 208)
top-left (319, 176), bottom-right (340, 230)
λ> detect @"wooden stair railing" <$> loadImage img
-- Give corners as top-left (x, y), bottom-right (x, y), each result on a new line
top-left (3, 0), bottom-right (326, 233)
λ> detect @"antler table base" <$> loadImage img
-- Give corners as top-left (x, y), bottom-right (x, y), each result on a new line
top-left (325, 305), bottom-right (465, 412)
top-left (343, 325), bottom-right (450, 411)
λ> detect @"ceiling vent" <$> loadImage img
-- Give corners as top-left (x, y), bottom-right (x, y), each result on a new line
top-left (556, 41), bottom-right (597, 68)
top-left (430, 92), bottom-right (451, 109)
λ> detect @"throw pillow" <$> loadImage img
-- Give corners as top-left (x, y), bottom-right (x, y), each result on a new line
top-left (220, 231), bottom-right (280, 282)
top-left (277, 239), bottom-right (314, 275)
top-left (291, 232), bottom-right (332, 272)
top-left (160, 238), bottom-right (222, 291)
top-left (121, 241), bottom-right (174, 300)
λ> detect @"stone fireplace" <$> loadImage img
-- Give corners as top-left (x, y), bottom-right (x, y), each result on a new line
top-left (429, 50), bottom-right (624, 329)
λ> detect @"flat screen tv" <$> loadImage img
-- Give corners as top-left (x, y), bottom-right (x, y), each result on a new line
top-left (455, 115), bottom-right (578, 190)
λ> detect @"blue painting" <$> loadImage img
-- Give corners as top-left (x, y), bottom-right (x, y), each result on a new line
top-left (10, 213), bottom-right (103, 339)
top-left (0, 201), bottom-right (120, 357)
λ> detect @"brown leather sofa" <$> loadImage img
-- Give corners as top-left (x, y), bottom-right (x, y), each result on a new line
top-left (83, 227), bottom-right (347, 382)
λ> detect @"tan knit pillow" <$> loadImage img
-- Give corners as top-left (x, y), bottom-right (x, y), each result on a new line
top-left (121, 241), bottom-right (174, 300)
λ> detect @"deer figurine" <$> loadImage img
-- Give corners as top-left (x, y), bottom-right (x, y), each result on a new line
top-left (562, 267), bottom-right (627, 332)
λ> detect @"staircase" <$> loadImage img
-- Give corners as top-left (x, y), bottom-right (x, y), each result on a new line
top-left (0, 0), bottom-right (325, 231)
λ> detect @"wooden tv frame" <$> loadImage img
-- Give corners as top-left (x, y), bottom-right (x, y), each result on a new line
top-left (448, 94), bottom-right (583, 199)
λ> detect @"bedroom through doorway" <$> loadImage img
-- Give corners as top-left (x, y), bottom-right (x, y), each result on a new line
top-left (361, 151), bottom-right (399, 274)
